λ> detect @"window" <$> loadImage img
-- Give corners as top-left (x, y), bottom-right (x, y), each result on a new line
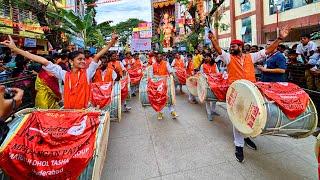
top-left (269, 0), bottom-right (320, 15)
top-left (240, 0), bottom-right (251, 13)
top-left (241, 17), bottom-right (252, 43)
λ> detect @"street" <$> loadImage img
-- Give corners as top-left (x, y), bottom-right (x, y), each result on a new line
top-left (102, 88), bottom-right (317, 180)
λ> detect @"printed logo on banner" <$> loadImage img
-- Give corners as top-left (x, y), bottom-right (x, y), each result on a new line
top-left (0, 111), bottom-right (100, 179)
top-left (245, 103), bottom-right (260, 128)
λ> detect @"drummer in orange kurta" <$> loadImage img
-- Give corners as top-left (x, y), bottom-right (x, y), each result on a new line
top-left (92, 56), bottom-right (120, 83)
top-left (1, 34), bottom-right (119, 109)
top-left (150, 53), bottom-right (178, 120)
top-left (171, 52), bottom-right (185, 94)
top-left (200, 53), bottom-right (220, 122)
top-left (208, 26), bottom-right (291, 163)
top-left (108, 52), bottom-right (131, 112)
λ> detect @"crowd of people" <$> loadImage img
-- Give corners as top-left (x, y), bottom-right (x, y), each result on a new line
top-left (0, 25), bottom-right (319, 163)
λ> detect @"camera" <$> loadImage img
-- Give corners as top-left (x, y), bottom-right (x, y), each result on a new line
top-left (4, 88), bottom-right (15, 99)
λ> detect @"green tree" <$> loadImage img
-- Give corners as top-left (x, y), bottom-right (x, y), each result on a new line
top-left (99, 18), bottom-right (143, 46)
top-left (84, 0), bottom-right (97, 25)
top-left (47, 8), bottom-right (104, 47)
top-left (177, 0), bottom-right (226, 50)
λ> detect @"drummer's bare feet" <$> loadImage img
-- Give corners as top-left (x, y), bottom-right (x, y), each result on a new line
top-left (171, 111), bottom-right (178, 119)
top-left (244, 138), bottom-right (257, 150)
top-left (188, 99), bottom-right (196, 104)
top-left (157, 112), bottom-right (164, 120)
top-left (235, 146), bottom-right (244, 163)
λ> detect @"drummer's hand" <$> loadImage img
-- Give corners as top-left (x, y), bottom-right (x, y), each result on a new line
top-left (257, 65), bottom-right (267, 72)
top-left (0, 86), bottom-right (24, 120)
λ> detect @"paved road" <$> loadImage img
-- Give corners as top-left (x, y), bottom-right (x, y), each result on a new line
top-left (102, 88), bottom-right (317, 180)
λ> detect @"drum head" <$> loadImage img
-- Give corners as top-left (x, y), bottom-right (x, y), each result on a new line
top-left (226, 80), bottom-right (268, 137)
top-left (197, 75), bottom-right (207, 103)
top-left (186, 76), bottom-right (198, 97)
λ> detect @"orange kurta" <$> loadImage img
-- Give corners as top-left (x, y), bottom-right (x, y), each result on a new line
top-left (64, 70), bottom-right (90, 109)
top-left (173, 58), bottom-right (185, 69)
top-left (203, 63), bottom-right (218, 76)
top-left (153, 61), bottom-right (169, 76)
top-left (108, 61), bottom-right (123, 77)
top-left (93, 68), bottom-right (114, 83)
top-left (227, 54), bottom-right (256, 84)
top-left (186, 61), bottom-right (194, 76)
top-left (124, 58), bottom-right (135, 69)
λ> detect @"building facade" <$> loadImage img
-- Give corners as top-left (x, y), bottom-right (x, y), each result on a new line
top-left (215, 0), bottom-right (320, 48)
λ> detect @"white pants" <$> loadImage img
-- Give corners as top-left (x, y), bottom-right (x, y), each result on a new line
top-left (233, 126), bottom-right (245, 147)
top-left (131, 85), bottom-right (137, 94)
top-left (205, 101), bottom-right (216, 116)
top-left (161, 105), bottom-right (175, 113)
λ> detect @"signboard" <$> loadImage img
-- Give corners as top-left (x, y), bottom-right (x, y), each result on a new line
top-left (139, 30), bottom-right (152, 39)
top-left (131, 39), bottom-right (151, 52)
top-left (24, 38), bottom-right (37, 47)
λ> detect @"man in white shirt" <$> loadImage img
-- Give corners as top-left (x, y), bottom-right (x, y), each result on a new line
top-left (296, 34), bottom-right (319, 90)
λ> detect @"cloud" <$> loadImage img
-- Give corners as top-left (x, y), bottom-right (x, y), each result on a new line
top-left (95, 0), bottom-right (152, 25)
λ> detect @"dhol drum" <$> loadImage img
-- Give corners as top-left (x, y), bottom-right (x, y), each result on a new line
top-left (142, 66), bottom-right (152, 79)
top-left (226, 80), bottom-right (318, 138)
top-left (0, 109), bottom-right (110, 180)
top-left (139, 75), bottom-right (176, 107)
top-left (197, 74), bottom-right (218, 103)
top-left (172, 68), bottom-right (186, 85)
top-left (105, 81), bottom-right (122, 122)
top-left (186, 74), bottom-right (199, 97)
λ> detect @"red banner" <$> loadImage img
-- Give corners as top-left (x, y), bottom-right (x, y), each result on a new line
top-left (207, 73), bottom-right (229, 101)
top-left (128, 67), bottom-right (143, 86)
top-left (147, 78), bottom-right (168, 112)
top-left (90, 82), bottom-right (113, 109)
top-left (0, 110), bottom-right (100, 180)
top-left (174, 67), bottom-right (187, 85)
top-left (255, 82), bottom-right (309, 120)
top-left (121, 76), bottom-right (129, 102)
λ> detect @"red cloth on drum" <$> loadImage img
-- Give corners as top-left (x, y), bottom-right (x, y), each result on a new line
top-left (255, 82), bottom-right (310, 120)
top-left (206, 73), bottom-right (229, 101)
top-left (147, 77), bottom-right (168, 112)
top-left (128, 64), bottom-right (143, 86)
top-left (175, 67), bottom-right (187, 85)
top-left (0, 110), bottom-right (100, 179)
top-left (90, 82), bottom-right (113, 108)
top-left (121, 76), bottom-right (129, 103)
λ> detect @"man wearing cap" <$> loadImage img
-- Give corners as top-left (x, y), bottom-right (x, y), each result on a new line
top-left (208, 26), bottom-right (290, 163)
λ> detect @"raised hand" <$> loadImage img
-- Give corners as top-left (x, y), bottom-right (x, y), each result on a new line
top-left (279, 25), bottom-right (291, 39)
top-left (0, 35), bottom-right (17, 50)
top-left (208, 30), bottom-right (217, 41)
top-left (111, 33), bottom-right (119, 42)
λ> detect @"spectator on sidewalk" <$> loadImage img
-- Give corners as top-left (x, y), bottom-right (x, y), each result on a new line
top-left (257, 41), bottom-right (287, 82)
top-left (296, 34), bottom-right (319, 89)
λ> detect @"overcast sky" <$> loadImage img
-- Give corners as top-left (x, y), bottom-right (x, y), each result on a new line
top-left (95, 0), bottom-right (152, 25)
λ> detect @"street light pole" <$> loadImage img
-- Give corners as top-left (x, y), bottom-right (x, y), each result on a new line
top-left (275, 1), bottom-right (282, 37)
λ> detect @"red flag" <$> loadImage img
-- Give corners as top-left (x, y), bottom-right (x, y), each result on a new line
top-left (0, 110), bottom-right (100, 180)
top-left (255, 82), bottom-right (309, 120)
top-left (147, 77), bottom-right (168, 112)
top-left (90, 82), bottom-right (113, 108)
